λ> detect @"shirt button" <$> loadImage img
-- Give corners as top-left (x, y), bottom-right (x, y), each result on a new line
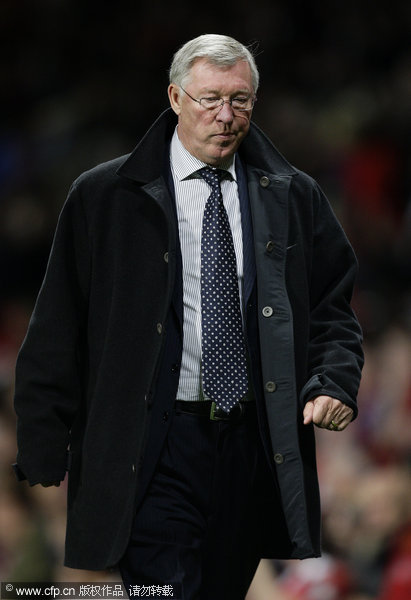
top-left (265, 381), bottom-right (277, 393)
top-left (266, 240), bottom-right (275, 252)
top-left (163, 252), bottom-right (169, 263)
top-left (274, 453), bottom-right (284, 464)
top-left (260, 176), bottom-right (270, 188)
top-left (262, 306), bottom-right (273, 317)
top-left (156, 323), bottom-right (163, 334)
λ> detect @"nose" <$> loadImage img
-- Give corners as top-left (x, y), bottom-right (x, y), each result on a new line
top-left (216, 101), bottom-right (234, 123)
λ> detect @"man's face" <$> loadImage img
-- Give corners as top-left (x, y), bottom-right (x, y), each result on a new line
top-left (168, 58), bottom-right (254, 166)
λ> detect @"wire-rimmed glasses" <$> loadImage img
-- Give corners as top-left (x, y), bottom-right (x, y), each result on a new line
top-left (181, 87), bottom-right (256, 113)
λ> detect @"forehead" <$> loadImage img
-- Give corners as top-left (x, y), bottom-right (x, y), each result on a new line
top-left (187, 58), bottom-right (253, 93)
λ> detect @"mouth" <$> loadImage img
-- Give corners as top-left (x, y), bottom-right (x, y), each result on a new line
top-left (213, 132), bottom-right (236, 140)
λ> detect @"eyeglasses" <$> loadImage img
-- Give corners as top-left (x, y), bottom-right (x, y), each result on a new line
top-left (180, 87), bottom-right (256, 113)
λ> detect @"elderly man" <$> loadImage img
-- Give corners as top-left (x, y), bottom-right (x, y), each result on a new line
top-left (14, 34), bottom-right (363, 599)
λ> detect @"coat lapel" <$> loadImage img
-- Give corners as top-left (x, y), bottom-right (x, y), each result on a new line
top-left (116, 111), bottom-right (184, 334)
top-left (235, 155), bottom-right (256, 308)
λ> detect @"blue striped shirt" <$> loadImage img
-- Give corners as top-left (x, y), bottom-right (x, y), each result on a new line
top-left (170, 128), bottom-right (244, 402)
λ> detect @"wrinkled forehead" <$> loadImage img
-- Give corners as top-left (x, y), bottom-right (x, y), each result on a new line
top-left (185, 58), bottom-right (254, 93)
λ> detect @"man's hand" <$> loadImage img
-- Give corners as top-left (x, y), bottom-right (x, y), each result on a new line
top-left (303, 395), bottom-right (353, 431)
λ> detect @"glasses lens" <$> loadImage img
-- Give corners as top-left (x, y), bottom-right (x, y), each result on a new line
top-left (199, 97), bottom-right (255, 111)
top-left (231, 97), bottom-right (253, 111)
top-left (200, 98), bottom-right (221, 110)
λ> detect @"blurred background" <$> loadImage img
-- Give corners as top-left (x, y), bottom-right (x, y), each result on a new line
top-left (0, 0), bottom-right (410, 598)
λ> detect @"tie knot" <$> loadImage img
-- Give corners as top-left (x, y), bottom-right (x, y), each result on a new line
top-left (199, 166), bottom-right (224, 189)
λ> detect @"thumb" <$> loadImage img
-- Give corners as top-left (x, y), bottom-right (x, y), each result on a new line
top-left (303, 400), bottom-right (315, 425)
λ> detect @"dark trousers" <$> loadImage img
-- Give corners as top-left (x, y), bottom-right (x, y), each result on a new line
top-left (120, 402), bottom-right (279, 600)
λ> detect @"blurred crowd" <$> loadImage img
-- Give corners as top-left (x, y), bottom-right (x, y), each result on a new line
top-left (1, 1), bottom-right (410, 598)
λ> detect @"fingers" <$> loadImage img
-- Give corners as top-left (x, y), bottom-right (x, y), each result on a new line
top-left (303, 395), bottom-right (353, 431)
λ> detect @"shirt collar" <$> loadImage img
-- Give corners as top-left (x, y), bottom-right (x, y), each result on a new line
top-left (170, 127), bottom-right (237, 182)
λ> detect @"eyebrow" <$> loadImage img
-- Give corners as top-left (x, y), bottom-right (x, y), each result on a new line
top-left (198, 88), bottom-right (251, 96)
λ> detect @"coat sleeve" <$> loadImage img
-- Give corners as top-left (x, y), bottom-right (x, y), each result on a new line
top-left (14, 180), bottom-right (90, 485)
top-left (299, 182), bottom-right (364, 418)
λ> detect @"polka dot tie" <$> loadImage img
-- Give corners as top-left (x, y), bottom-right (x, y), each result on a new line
top-left (200, 166), bottom-right (248, 413)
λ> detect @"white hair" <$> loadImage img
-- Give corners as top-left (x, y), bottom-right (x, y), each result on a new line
top-left (169, 34), bottom-right (259, 93)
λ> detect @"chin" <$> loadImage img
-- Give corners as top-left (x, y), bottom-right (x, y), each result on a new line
top-left (209, 147), bottom-right (236, 165)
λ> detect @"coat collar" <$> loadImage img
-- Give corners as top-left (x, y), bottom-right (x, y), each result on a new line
top-left (116, 108), bottom-right (297, 183)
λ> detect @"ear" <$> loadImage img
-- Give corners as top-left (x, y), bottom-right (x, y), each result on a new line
top-left (168, 83), bottom-right (182, 115)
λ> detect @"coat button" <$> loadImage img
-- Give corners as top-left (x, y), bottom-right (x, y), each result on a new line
top-left (262, 306), bottom-right (273, 317)
top-left (163, 252), bottom-right (169, 263)
top-left (266, 240), bottom-right (274, 252)
top-left (131, 464), bottom-right (136, 473)
top-left (265, 381), bottom-right (277, 393)
top-left (162, 411), bottom-right (169, 422)
top-left (156, 323), bottom-right (163, 334)
top-left (274, 453), bottom-right (284, 464)
top-left (260, 175), bottom-right (270, 188)
top-left (171, 363), bottom-right (180, 373)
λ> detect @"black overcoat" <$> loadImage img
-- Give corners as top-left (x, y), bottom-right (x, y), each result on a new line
top-left (14, 109), bottom-right (363, 569)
